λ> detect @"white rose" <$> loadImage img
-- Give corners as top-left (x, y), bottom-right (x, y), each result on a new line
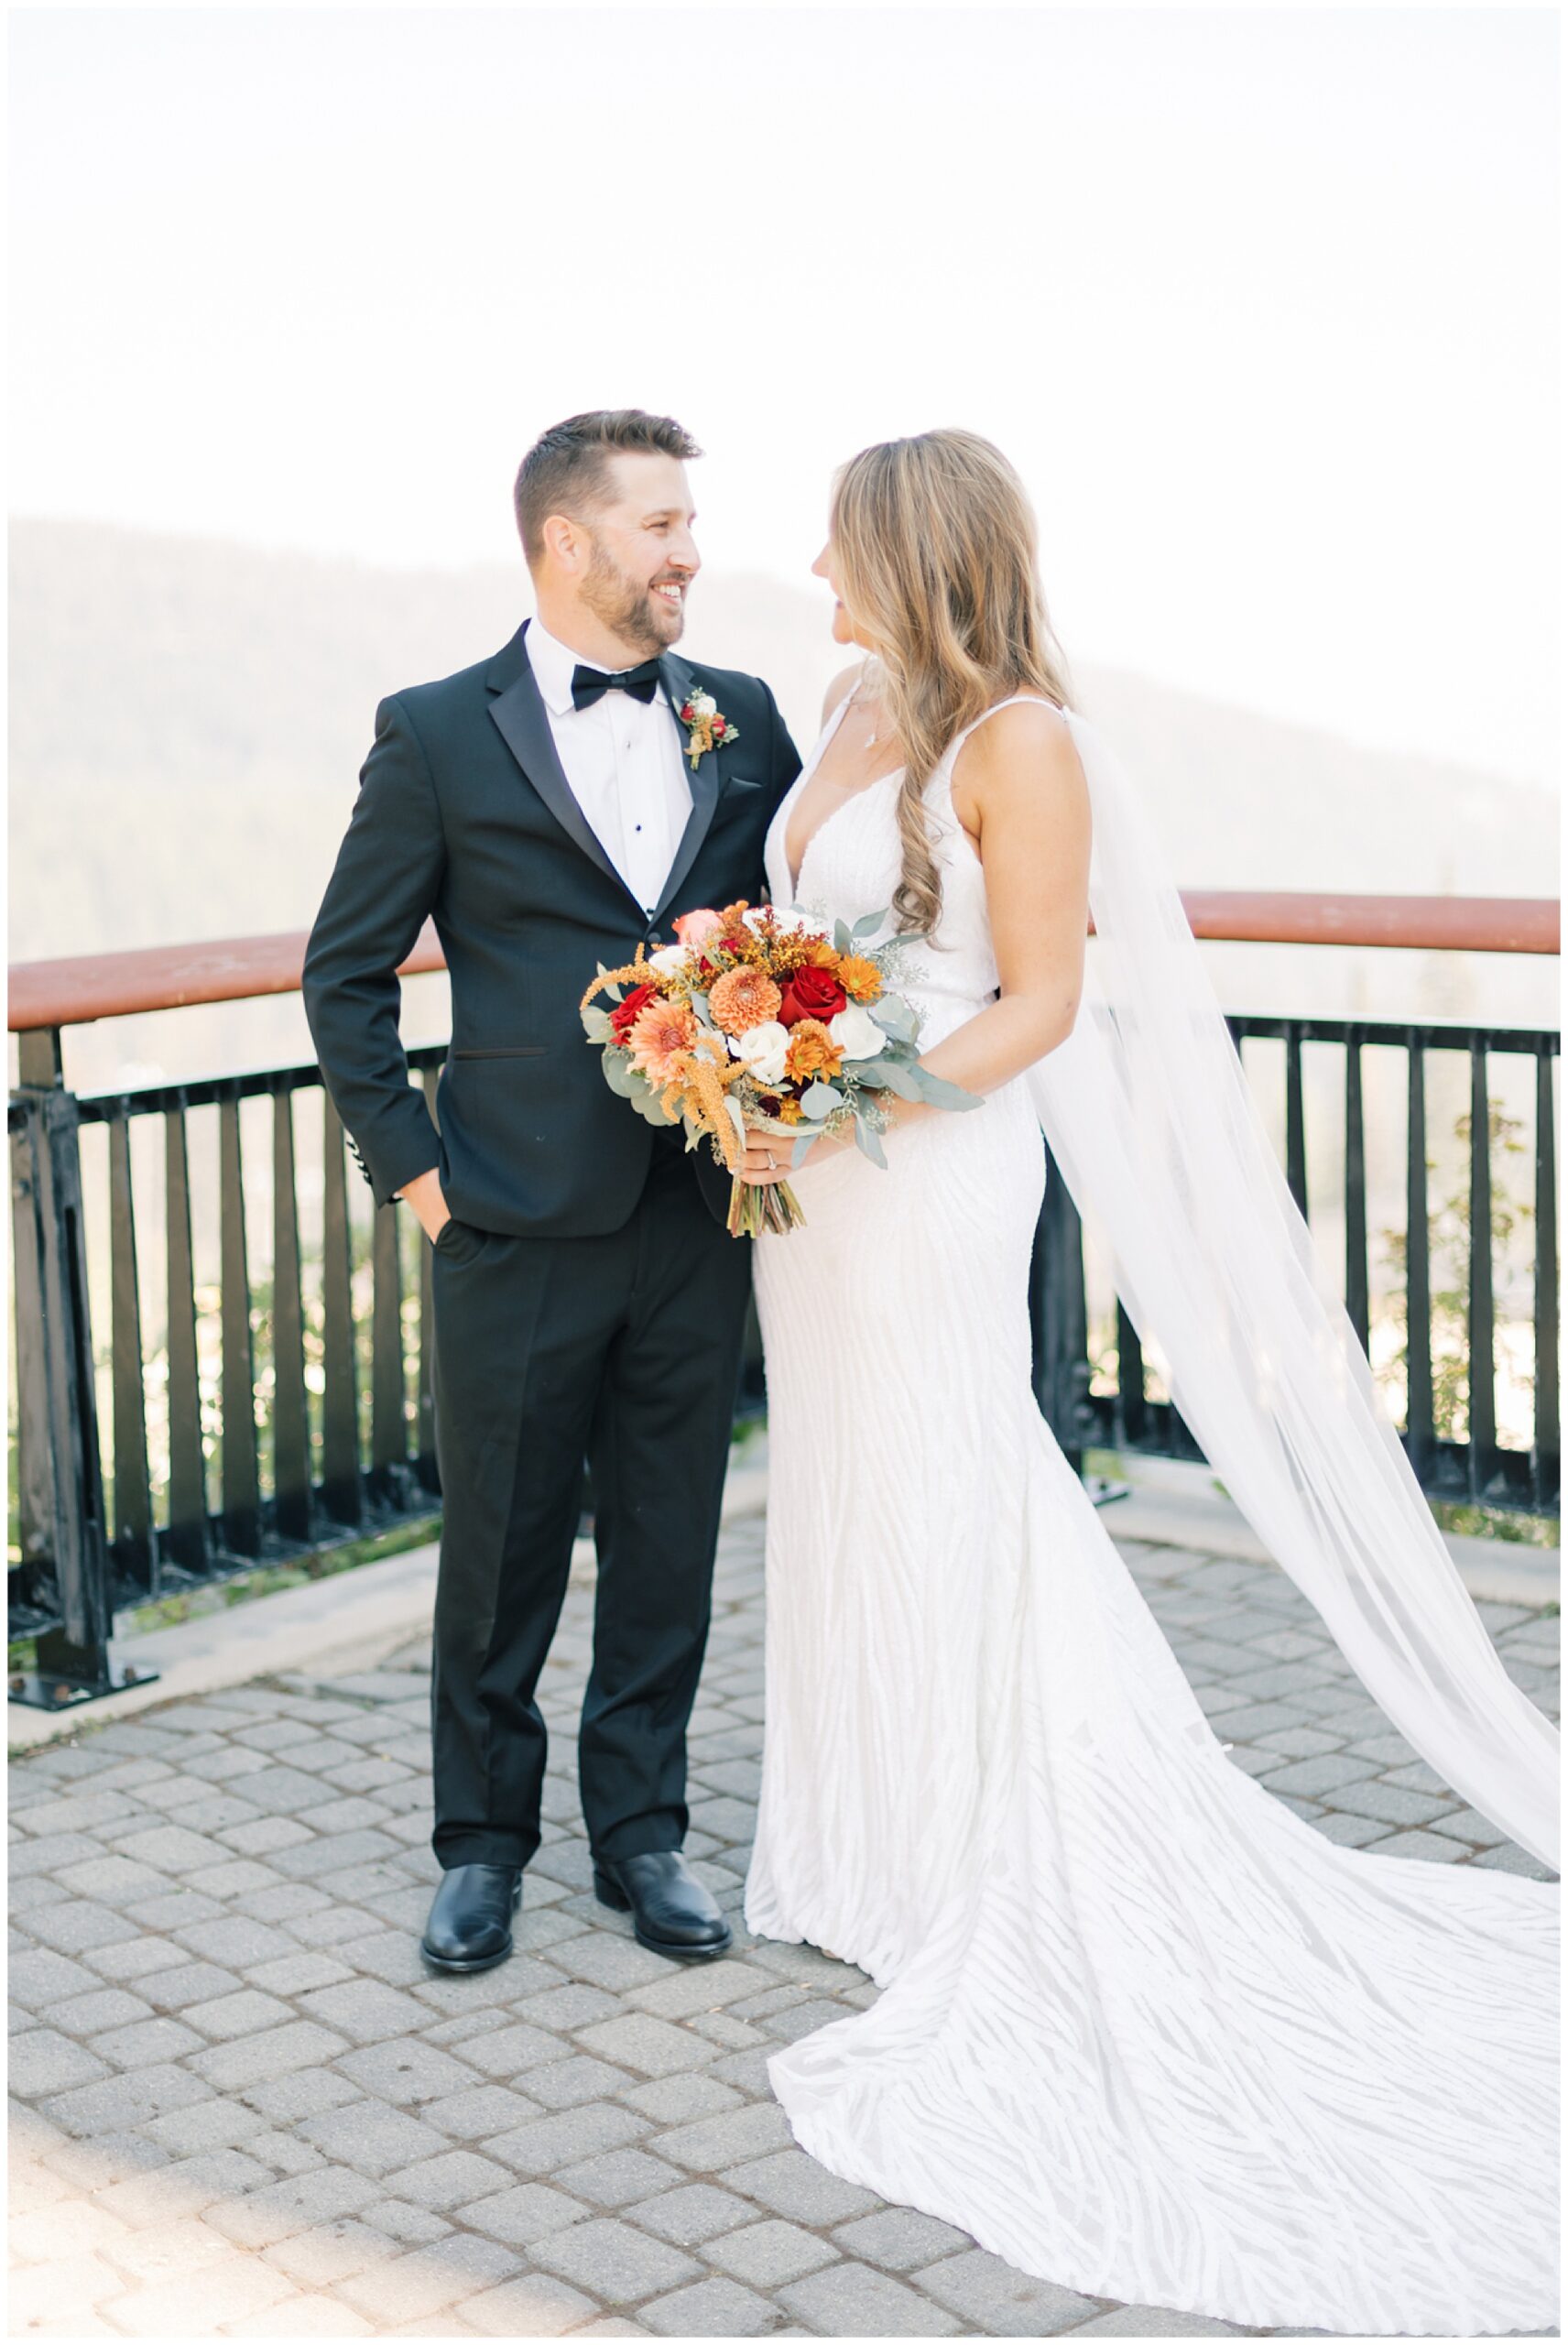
top-left (742, 905), bottom-right (829, 940)
top-left (646, 944), bottom-right (689, 976)
top-left (729, 1020), bottom-right (790, 1088)
top-left (828, 1003), bottom-right (886, 1061)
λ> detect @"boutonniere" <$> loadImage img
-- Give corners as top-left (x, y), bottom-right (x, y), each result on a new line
top-left (677, 685), bottom-right (738, 771)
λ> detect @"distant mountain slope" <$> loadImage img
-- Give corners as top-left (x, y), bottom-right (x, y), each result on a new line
top-left (8, 516), bottom-right (1558, 1100)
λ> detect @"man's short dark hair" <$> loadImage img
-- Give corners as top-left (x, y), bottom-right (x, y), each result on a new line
top-left (514, 409), bottom-right (702, 565)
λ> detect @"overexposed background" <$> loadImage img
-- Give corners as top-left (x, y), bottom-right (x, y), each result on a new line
top-left (8, 4), bottom-right (1561, 1089)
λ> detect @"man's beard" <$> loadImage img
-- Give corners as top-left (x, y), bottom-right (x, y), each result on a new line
top-left (581, 536), bottom-right (684, 657)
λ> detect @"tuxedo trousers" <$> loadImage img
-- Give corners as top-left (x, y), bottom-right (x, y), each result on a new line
top-left (427, 1133), bottom-right (754, 1871)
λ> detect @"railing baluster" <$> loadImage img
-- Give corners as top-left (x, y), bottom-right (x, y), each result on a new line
top-left (163, 1102), bottom-right (210, 1572)
top-left (1467, 1046), bottom-right (1497, 1500)
top-left (109, 1112), bottom-right (155, 1595)
top-left (1285, 1023), bottom-right (1308, 1218)
top-left (1030, 1142), bottom-right (1093, 1470)
top-left (416, 1064), bottom-right (440, 1494)
top-left (1344, 1035), bottom-right (1369, 1349)
top-left (219, 1094), bottom-right (261, 1556)
top-left (1534, 1046), bottom-right (1560, 1511)
top-left (1116, 1303), bottom-right (1146, 1447)
top-left (271, 1084), bottom-right (311, 1542)
top-left (321, 1093), bottom-right (362, 1526)
top-left (1405, 1042), bottom-right (1434, 1482)
top-left (371, 1200), bottom-right (405, 1498)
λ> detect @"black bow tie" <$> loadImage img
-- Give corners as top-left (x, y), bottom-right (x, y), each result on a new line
top-left (571, 659), bottom-right (663, 711)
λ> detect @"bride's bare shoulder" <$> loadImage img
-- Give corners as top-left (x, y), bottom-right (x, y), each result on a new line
top-left (821, 662), bottom-right (864, 726)
top-left (953, 696), bottom-right (1085, 813)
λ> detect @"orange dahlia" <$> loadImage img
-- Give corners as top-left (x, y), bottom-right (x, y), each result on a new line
top-left (836, 954), bottom-right (883, 1004)
top-left (708, 965), bottom-right (783, 1036)
top-left (785, 1019), bottom-right (844, 1083)
top-left (627, 999), bottom-right (699, 1085)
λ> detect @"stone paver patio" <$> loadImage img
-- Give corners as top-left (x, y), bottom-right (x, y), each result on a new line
top-left (8, 1511), bottom-right (1558, 2339)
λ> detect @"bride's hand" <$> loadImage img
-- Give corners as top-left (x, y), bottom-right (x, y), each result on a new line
top-left (737, 1126), bottom-right (853, 1185)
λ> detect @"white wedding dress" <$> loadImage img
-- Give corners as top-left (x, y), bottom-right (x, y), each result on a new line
top-left (744, 688), bottom-right (1559, 2337)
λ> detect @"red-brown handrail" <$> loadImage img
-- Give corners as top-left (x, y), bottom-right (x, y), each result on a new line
top-left (6, 895), bottom-right (1561, 1034)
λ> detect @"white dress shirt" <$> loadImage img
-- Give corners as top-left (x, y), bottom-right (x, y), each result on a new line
top-left (527, 618), bottom-right (692, 920)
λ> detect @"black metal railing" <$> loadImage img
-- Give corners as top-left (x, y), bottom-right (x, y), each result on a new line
top-left (9, 902), bottom-right (1560, 1711)
top-left (1031, 1013), bottom-right (1560, 1516)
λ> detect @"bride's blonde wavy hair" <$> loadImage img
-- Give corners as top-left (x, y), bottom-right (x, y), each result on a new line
top-left (829, 430), bottom-right (1075, 937)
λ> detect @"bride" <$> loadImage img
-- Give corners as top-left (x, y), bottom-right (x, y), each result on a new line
top-left (732, 431), bottom-right (1558, 2337)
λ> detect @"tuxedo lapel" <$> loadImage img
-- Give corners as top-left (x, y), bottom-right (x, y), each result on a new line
top-left (652, 653), bottom-right (724, 925)
top-left (485, 623), bottom-right (646, 911)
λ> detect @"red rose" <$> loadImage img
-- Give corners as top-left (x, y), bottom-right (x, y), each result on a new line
top-left (777, 965), bottom-right (847, 1027)
top-left (713, 718), bottom-right (727, 738)
top-left (680, 702), bottom-right (694, 722)
top-left (609, 982), bottom-right (657, 1039)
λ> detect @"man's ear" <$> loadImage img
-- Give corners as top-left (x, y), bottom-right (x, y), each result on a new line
top-left (540, 512), bottom-right (583, 573)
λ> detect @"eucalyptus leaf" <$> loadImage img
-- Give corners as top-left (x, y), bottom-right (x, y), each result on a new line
top-left (844, 1062), bottom-right (892, 1087)
top-left (800, 1082), bottom-right (839, 1121)
top-left (851, 910), bottom-right (887, 937)
top-left (725, 1097), bottom-right (749, 1156)
top-left (601, 1050), bottom-right (638, 1097)
top-left (582, 1007), bottom-right (615, 1042)
top-left (789, 1133), bottom-right (816, 1170)
top-left (875, 1060), bottom-right (924, 1102)
top-left (914, 1068), bottom-right (985, 1111)
top-left (833, 920), bottom-right (852, 954)
top-left (854, 1114), bottom-right (888, 1168)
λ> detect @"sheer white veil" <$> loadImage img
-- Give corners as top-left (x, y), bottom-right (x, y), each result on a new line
top-left (1028, 705), bottom-right (1559, 1874)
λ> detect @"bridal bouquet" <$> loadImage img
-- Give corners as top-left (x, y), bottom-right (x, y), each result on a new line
top-left (580, 900), bottom-right (980, 1236)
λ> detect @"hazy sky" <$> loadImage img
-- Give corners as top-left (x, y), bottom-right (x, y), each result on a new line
top-left (9, 5), bottom-right (1560, 788)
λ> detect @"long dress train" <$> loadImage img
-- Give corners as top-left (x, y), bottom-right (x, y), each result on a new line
top-left (744, 687), bottom-right (1558, 2337)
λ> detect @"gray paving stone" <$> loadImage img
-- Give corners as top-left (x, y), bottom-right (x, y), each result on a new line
top-left (188, 2016), bottom-right (349, 2089)
top-left (623, 2071), bottom-right (746, 2124)
top-left (833, 2207), bottom-right (973, 2271)
top-left (663, 2099), bottom-right (794, 2172)
top-left (532, 2212), bottom-right (702, 2303)
top-left (913, 2247), bottom-right (1103, 2333)
top-left (203, 2165), bottom-right (378, 2248)
top-left (1319, 1779), bottom-right (1454, 1828)
top-left (631, 2179), bottom-right (757, 2246)
top-left (724, 2147), bottom-right (880, 2225)
top-left (781, 2260), bottom-right (963, 2335)
top-left (483, 2100), bottom-right (652, 2176)
top-left (294, 1978), bottom-right (431, 2043)
top-left (576, 2010), bottom-right (718, 2076)
top-left (332, 2036), bottom-right (481, 2105)
top-left (7, 1947), bottom-right (102, 2007)
top-left (40, 2056), bottom-right (213, 2135)
top-left (460, 2272), bottom-right (604, 2336)
top-left (527, 2050), bottom-right (640, 2108)
top-left (8, 2028), bottom-right (111, 2097)
top-left (299, 2098), bottom-right (452, 2176)
top-left (334, 2230), bottom-right (517, 2320)
top-left (382, 2146), bottom-right (514, 2209)
top-left (1072, 2307), bottom-right (1247, 2335)
top-left (555, 2145), bottom-right (687, 2207)
top-left (641, 2274), bottom-right (781, 2335)
top-left (457, 2179), bottom-right (593, 2246)
top-left (709, 2216), bottom-right (842, 2286)
top-left (88, 2012), bottom-right (206, 2067)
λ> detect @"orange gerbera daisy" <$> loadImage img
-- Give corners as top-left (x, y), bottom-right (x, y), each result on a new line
top-left (627, 999), bottom-right (699, 1085)
top-left (836, 954), bottom-right (883, 1004)
top-left (708, 965), bottom-right (783, 1036)
top-left (785, 1018), bottom-right (844, 1084)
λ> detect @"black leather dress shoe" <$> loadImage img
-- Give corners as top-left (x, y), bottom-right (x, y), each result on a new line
top-left (593, 1849), bottom-right (733, 1959)
top-left (420, 1863), bottom-right (521, 1973)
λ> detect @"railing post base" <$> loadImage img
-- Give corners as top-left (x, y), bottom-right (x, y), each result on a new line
top-left (7, 1626), bottom-right (157, 1711)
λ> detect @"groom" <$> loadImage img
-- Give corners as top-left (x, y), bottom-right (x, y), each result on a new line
top-left (302, 410), bottom-right (800, 1972)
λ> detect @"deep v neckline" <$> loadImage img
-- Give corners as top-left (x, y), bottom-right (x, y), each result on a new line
top-left (782, 682), bottom-right (905, 898)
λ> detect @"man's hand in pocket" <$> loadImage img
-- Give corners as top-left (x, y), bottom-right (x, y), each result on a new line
top-left (397, 1166), bottom-right (451, 1244)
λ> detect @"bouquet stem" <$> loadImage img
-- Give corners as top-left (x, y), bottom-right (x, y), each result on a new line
top-left (726, 1174), bottom-right (808, 1239)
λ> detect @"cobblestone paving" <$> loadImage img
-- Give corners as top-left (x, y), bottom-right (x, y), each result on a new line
top-left (8, 1515), bottom-right (1558, 2339)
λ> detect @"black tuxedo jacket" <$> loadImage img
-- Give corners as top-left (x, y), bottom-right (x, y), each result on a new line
top-left (302, 619), bottom-right (802, 1238)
